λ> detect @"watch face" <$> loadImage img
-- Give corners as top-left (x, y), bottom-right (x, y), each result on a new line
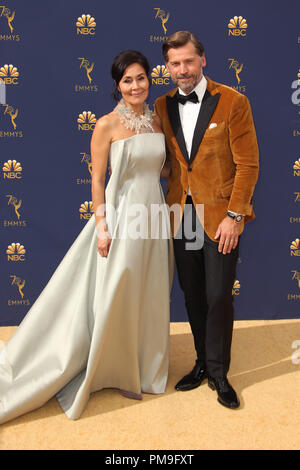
top-left (236, 215), bottom-right (243, 222)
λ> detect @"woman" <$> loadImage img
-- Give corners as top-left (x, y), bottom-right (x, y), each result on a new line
top-left (0, 50), bottom-right (173, 424)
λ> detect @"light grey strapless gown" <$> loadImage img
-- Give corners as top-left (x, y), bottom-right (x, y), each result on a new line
top-left (0, 132), bottom-right (174, 423)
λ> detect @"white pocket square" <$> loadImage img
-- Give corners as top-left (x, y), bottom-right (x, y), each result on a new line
top-left (208, 123), bottom-right (217, 129)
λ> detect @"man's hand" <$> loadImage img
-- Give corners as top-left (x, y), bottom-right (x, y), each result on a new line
top-left (214, 216), bottom-right (240, 254)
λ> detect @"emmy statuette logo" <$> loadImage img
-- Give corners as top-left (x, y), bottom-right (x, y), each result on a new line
top-left (75, 57), bottom-right (99, 93)
top-left (10, 275), bottom-right (25, 298)
top-left (0, 5), bottom-right (14, 32)
top-left (294, 192), bottom-right (300, 203)
top-left (149, 8), bottom-right (171, 43)
top-left (6, 194), bottom-right (21, 218)
top-left (3, 194), bottom-right (26, 227)
top-left (154, 8), bottom-right (169, 35)
top-left (288, 270), bottom-right (300, 301)
top-left (78, 57), bottom-right (94, 84)
top-left (227, 58), bottom-right (246, 93)
top-left (291, 270), bottom-right (300, 288)
top-left (0, 103), bottom-right (23, 137)
top-left (228, 59), bottom-right (243, 84)
top-left (75, 152), bottom-right (92, 185)
top-left (81, 152), bottom-right (92, 177)
top-left (0, 5), bottom-right (20, 41)
top-left (8, 275), bottom-right (30, 306)
top-left (1, 103), bottom-right (18, 128)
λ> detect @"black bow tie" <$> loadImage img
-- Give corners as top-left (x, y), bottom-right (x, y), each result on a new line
top-left (175, 90), bottom-right (199, 105)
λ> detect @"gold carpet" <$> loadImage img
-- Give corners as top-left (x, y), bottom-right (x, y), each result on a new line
top-left (0, 320), bottom-right (300, 450)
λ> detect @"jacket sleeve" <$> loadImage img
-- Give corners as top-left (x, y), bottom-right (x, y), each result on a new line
top-left (227, 93), bottom-right (259, 216)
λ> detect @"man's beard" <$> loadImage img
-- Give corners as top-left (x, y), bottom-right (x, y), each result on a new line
top-left (173, 74), bottom-right (201, 94)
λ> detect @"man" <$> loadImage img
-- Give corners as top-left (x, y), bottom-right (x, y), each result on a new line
top-left (155, 31), bottom-right (259, 409)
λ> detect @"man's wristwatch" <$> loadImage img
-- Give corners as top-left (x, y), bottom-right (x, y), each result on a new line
top-left (227, 211), bottom-right (244, 223)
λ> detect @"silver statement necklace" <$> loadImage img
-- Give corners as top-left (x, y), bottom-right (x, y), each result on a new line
top-left (115, 98), bottom-right (154, 134)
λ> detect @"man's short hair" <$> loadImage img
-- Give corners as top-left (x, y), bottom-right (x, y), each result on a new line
top-left (162, 31), bottom-right (205, 62)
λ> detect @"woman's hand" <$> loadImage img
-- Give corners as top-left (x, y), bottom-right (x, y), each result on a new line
top-left (160, 147), bottom-right (171, 178)
top-left (97, 230), bottom-right (111, 257)
top-left (96, 217), bottom-right (111, 257)
top-left (160, 162), bottom-right (171, 178)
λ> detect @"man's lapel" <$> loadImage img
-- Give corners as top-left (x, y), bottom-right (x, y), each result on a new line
top-left (189, 89), bottom-right (220, 164)
top-left (165, 78), bottom-right (221, 165)
top-left (166, 94), bottom-right (189, 163)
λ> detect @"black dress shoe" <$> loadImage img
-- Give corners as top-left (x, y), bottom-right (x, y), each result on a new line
top-left (175, 362), bottom-right (207, 391)
top-left (208, 376), bottom-right (240, 409)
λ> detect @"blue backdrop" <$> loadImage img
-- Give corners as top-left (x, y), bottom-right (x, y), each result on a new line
top-left (1, 0), bottom-right (300, 325)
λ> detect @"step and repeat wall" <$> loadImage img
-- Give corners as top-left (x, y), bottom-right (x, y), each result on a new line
top-left (1, 0), bottom-right (300, 325)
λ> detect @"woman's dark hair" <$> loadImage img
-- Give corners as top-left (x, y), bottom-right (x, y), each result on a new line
top-left (111, 50), bottom-right (150, 101)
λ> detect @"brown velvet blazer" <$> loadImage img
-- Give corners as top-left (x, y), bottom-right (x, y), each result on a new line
top-left (154, 76), bottom-right (260, 241)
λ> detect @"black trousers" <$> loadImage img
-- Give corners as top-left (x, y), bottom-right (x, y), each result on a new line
top-left (173, 196), bottom-right (239, 378)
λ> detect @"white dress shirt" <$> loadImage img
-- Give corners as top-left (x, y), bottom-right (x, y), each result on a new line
top-left (178, 77), bottom-right (242, 216)
top-left (178, 76), bottom-right (207, 195)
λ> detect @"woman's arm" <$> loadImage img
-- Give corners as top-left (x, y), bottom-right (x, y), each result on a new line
top-left (153, 112), bottom-right (171, 179)
top-left (161, 147), bottom-right (171, 178)
top-left (90, 116), bottom-right (112, 257)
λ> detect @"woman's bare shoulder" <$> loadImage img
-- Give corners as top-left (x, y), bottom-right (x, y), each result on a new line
top-left (95, 111), bottom-right (119, 131)
top-left (92, 112), bottom-right (120, 145)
